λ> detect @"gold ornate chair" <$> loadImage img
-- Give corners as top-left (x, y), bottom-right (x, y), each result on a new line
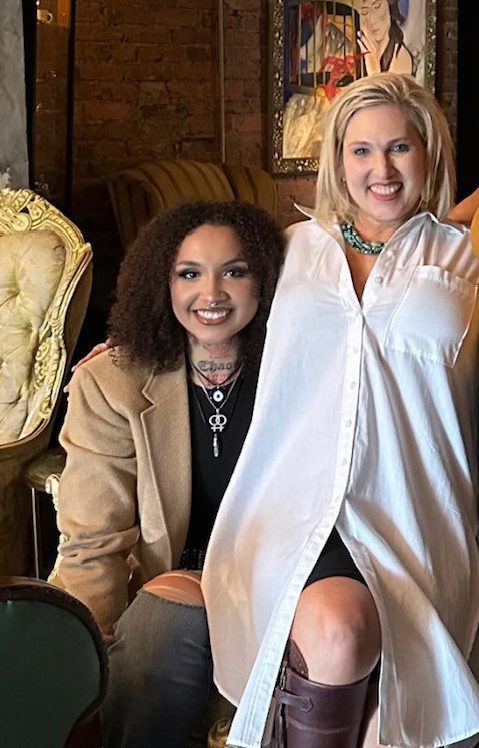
top-left (0, 188), bottom-right (92, 575)
top-left (107, 158), bottom-right (277, 251)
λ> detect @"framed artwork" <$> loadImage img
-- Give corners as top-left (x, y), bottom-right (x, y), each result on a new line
top-left (268, 0), bottom-right (437, 175)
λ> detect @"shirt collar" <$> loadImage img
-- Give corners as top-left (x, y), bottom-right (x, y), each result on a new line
top-left (292, 205), bottom-right (467, 240)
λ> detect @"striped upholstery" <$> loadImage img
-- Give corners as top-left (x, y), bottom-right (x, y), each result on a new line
top-left (107, 159), bottom-right (277, 251)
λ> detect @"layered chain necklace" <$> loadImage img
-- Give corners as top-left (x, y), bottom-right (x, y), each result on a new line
top-left (340, 223), bottom-right (385, 255)
top-left (190, 360), bottom-right (244, 458)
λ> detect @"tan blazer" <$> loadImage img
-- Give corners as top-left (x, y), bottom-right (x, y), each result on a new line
top-left (49, 350), bottom-right (192, 634)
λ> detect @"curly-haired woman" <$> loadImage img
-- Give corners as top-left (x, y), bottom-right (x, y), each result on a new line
top-left (50, 200), bottom-right (286, 748)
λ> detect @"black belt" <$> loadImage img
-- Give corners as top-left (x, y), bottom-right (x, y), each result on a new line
top-left (180, 548), bottom-right (206, 571)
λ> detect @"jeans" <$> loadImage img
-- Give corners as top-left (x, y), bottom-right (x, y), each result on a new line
top-left (101, 590), bottom-right (215, 748)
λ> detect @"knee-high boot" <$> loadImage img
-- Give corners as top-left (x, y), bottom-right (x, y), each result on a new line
top-left (274, 643), bottom-right (370, 748)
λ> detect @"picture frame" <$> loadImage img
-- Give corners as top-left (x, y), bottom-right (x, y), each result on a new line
top-left (268, 0), bottom-right (437, 176)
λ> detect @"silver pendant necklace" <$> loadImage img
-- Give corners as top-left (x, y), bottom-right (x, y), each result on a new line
top-left (190, 359), bottom-right (242, 404)
top-left (194, 363), bottom-right (244, 457)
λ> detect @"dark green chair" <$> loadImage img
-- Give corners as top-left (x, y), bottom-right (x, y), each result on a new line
top-left (0, 576), bottom-right (107, 748)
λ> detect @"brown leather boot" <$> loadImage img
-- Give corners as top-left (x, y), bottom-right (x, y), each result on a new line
top-left (274, 645), bottom-right (370, 748)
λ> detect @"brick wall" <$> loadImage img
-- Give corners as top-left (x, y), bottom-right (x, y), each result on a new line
top-left (72, 0), bottom-right (220, 315)
top-left (71, 0), bottom-right (458, 325)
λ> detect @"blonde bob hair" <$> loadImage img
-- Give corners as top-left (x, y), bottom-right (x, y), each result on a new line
top-left (314, 72), bottom-right (455, 225)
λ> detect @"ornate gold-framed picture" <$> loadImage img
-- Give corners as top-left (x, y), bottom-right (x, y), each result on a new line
top-left (268, 0), bottom-right (437, 175)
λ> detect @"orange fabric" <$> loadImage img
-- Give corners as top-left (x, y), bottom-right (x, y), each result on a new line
top-left (143, 570), bottom-right (204, 606)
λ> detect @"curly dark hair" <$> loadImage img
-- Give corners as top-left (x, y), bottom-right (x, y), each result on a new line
top-left (108, 200), bottom-right (286, 371)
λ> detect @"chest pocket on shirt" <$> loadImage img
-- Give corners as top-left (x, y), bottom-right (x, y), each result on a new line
top-left (383, 265), bottom-right (477, 367)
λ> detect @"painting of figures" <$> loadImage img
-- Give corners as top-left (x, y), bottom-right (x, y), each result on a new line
top-left (269, 0), bottom-right (436, 174)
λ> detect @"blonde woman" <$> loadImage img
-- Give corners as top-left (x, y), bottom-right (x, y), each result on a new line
top-left (203, 74), bottom-right (479, 748)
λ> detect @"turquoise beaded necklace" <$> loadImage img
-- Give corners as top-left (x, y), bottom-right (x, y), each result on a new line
top-left (340, 223), bottom-right (385, 255)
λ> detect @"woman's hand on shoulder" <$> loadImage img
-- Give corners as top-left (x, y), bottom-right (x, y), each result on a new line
top-left (64, 339), bottom-right (113, 393)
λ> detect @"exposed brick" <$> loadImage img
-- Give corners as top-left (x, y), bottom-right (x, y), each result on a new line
top-left (111, 43), bottom-right (138, 62)
top-left (185, 46), bottom-right (214, 63)
top-left (156, 9), bottom-right (203, 27)
top-left (76, 61), bottom-right (124, 81)
top-left (170, 28), bottom-right (215, 45)
top-left (138, 81), bottom-right (168, 103)
top-left (137, 45), bottom-right (164, 62)
top-left (122, 61), bottom-right (174, 82)
top-left (75, 2), bottom-right (103, 23)
top-left (76, 22), bottom-right (124, 42)
top-left (75, 81), bottom-right (138, 103)
top-left (75, 41), bottom-right (112, 61)
top-left (122, 24), bottom-right (169, 44)
top-left (176, 0), bottom-right (212, 8)
top-left (81, 101), bottom-right (136, 122)
top-left (225, 0), bottom-right (258, 12)
top-left (224, 30), bottom-right (260, 48)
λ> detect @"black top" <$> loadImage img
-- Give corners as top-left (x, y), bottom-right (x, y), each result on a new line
top-left (184, 366), bottom-right (258, 562)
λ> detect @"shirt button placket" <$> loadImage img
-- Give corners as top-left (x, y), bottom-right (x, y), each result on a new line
top-left (333, 312), bottom-right (363, 504)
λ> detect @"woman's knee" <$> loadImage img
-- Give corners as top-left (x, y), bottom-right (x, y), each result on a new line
top-left (110, 572), bottom-right (207, 664)
top-left (291, 576), bottom-right (381, 684)
top-left (143, 570), bottom-right (204, 606)
top-left (109, 589), bottom-right (211, 690)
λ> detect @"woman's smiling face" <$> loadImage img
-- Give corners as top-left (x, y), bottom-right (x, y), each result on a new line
top-left (169, 223), bottom-right (259, 346)
top-left (342, 103), bottom-right (427, 240)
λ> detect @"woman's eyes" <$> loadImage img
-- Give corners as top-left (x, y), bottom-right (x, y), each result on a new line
top-left (224, 266), bottom-right (250, 278)
top-left (352, 143), bottom-right (409, 157)
top-left (353, 147), bottom-right (369, 156)
top-left (391, 143), bottom-right (409, 153)
top-left (176, 266), bottom-right (250, 280)
top-left (177, 269), bottom-right (199, 280)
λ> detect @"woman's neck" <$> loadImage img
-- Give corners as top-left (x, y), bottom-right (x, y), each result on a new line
top-left (187, 337), bottom-right (242, 387)
top-left (353, 216), bottom-right (401, 244)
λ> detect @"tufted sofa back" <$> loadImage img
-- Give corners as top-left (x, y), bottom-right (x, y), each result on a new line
top-left (107, 159), bottom-right (277, 251)
top-left (0, 190), bottom-right (92, 446)
top-left (1, 230), bottom-right (65, 441)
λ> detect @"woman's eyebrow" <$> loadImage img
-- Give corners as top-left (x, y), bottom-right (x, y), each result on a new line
top-left (175, 256), bottom-right (248, 267)
top-left (221, 255), bottom-right (248, 265)
top-left (346, 136), bottom-right (410, 147)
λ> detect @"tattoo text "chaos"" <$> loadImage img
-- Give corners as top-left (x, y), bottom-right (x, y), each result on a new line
top-left (197, 360), bottom-right (236, 373)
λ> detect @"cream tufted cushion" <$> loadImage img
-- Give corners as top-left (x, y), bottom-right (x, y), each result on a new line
top-left (0, 188), bottom-right (92, 575)
top-left (0, 229), bottom-right (66, 443)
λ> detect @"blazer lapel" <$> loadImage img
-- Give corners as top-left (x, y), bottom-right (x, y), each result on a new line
top-left (140, 361), bottom-right (191, 564)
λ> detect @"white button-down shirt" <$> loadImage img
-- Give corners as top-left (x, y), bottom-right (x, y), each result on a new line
top-left (202, 213), bottom-right (479, 748)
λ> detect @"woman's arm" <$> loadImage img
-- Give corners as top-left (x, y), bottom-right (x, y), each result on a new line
top-left (447, 186), bottom-right (479, 226)
top-left (51, 361), bottom-right (140, 636)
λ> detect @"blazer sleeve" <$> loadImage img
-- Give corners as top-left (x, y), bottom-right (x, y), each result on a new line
top-left (50, 362), bottom-right (140, 635)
